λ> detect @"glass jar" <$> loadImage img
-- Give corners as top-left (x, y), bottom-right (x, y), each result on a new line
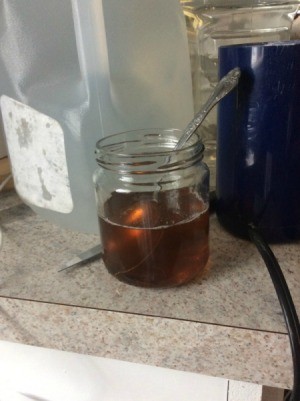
top-left (93, 128), bottom-right (209, 288)
top-left (180, 0), bottom-right (300, 187)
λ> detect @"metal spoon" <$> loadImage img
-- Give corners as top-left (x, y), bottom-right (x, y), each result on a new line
top-left (175, 67), bottom-right (241, 150)
top-left (60, 68), bottom-right (241, 272)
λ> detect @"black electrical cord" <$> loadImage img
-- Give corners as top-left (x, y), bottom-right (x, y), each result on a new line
top-left (210, 191), bottom-right (299, 397)
top-left (248, 224), bottom-right (300, 401)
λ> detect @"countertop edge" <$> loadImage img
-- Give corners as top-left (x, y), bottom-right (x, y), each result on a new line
top-left (0, 296), bottom-right (292, 389)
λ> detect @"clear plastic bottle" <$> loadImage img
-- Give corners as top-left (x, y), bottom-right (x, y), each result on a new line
top-left (180, 0), bottom-right (300, 187)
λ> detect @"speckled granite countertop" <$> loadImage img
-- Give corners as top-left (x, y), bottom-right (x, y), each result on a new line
top-left (0, 190), bottom-right (299, 389)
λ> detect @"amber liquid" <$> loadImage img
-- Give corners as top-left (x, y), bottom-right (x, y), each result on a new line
top-left (99, 189), bottom-right (209, 287)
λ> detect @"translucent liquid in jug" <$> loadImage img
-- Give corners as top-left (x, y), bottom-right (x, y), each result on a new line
top-left (181, 2), bottom-right (299, 186)
top-left (98, 189), bottom-right (209, 287)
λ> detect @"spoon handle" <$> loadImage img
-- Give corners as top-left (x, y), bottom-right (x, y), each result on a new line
top-left (175, 67), bottom-right (241, 150)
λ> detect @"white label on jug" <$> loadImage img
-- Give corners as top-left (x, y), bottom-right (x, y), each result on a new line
top-left (0, 96), bottom-right (73, 213)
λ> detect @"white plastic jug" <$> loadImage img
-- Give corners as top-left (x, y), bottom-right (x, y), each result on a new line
top-left (0, 0), bottom-right (193, 233)
top-left (180, 0), bottom-right (300, 187)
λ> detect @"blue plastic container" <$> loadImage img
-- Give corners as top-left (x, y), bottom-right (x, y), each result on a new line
top-left (216, 41), bottom-right (300, 242)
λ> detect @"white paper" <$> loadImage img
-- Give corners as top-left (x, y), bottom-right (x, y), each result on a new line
top-left (0, 96), bottom-right (73, 213)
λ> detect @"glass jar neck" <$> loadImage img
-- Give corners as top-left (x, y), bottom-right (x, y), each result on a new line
top-left (95, 129), bottom-right (204, 175)
top-left (181, 0), bottom-right (300, 8)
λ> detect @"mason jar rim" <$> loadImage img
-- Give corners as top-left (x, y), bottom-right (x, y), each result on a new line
top-left (95, 128), bottom-right (204, 160)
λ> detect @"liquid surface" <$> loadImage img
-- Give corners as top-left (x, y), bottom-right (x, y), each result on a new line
top-left (98, 189), bottom-right (209, 287)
